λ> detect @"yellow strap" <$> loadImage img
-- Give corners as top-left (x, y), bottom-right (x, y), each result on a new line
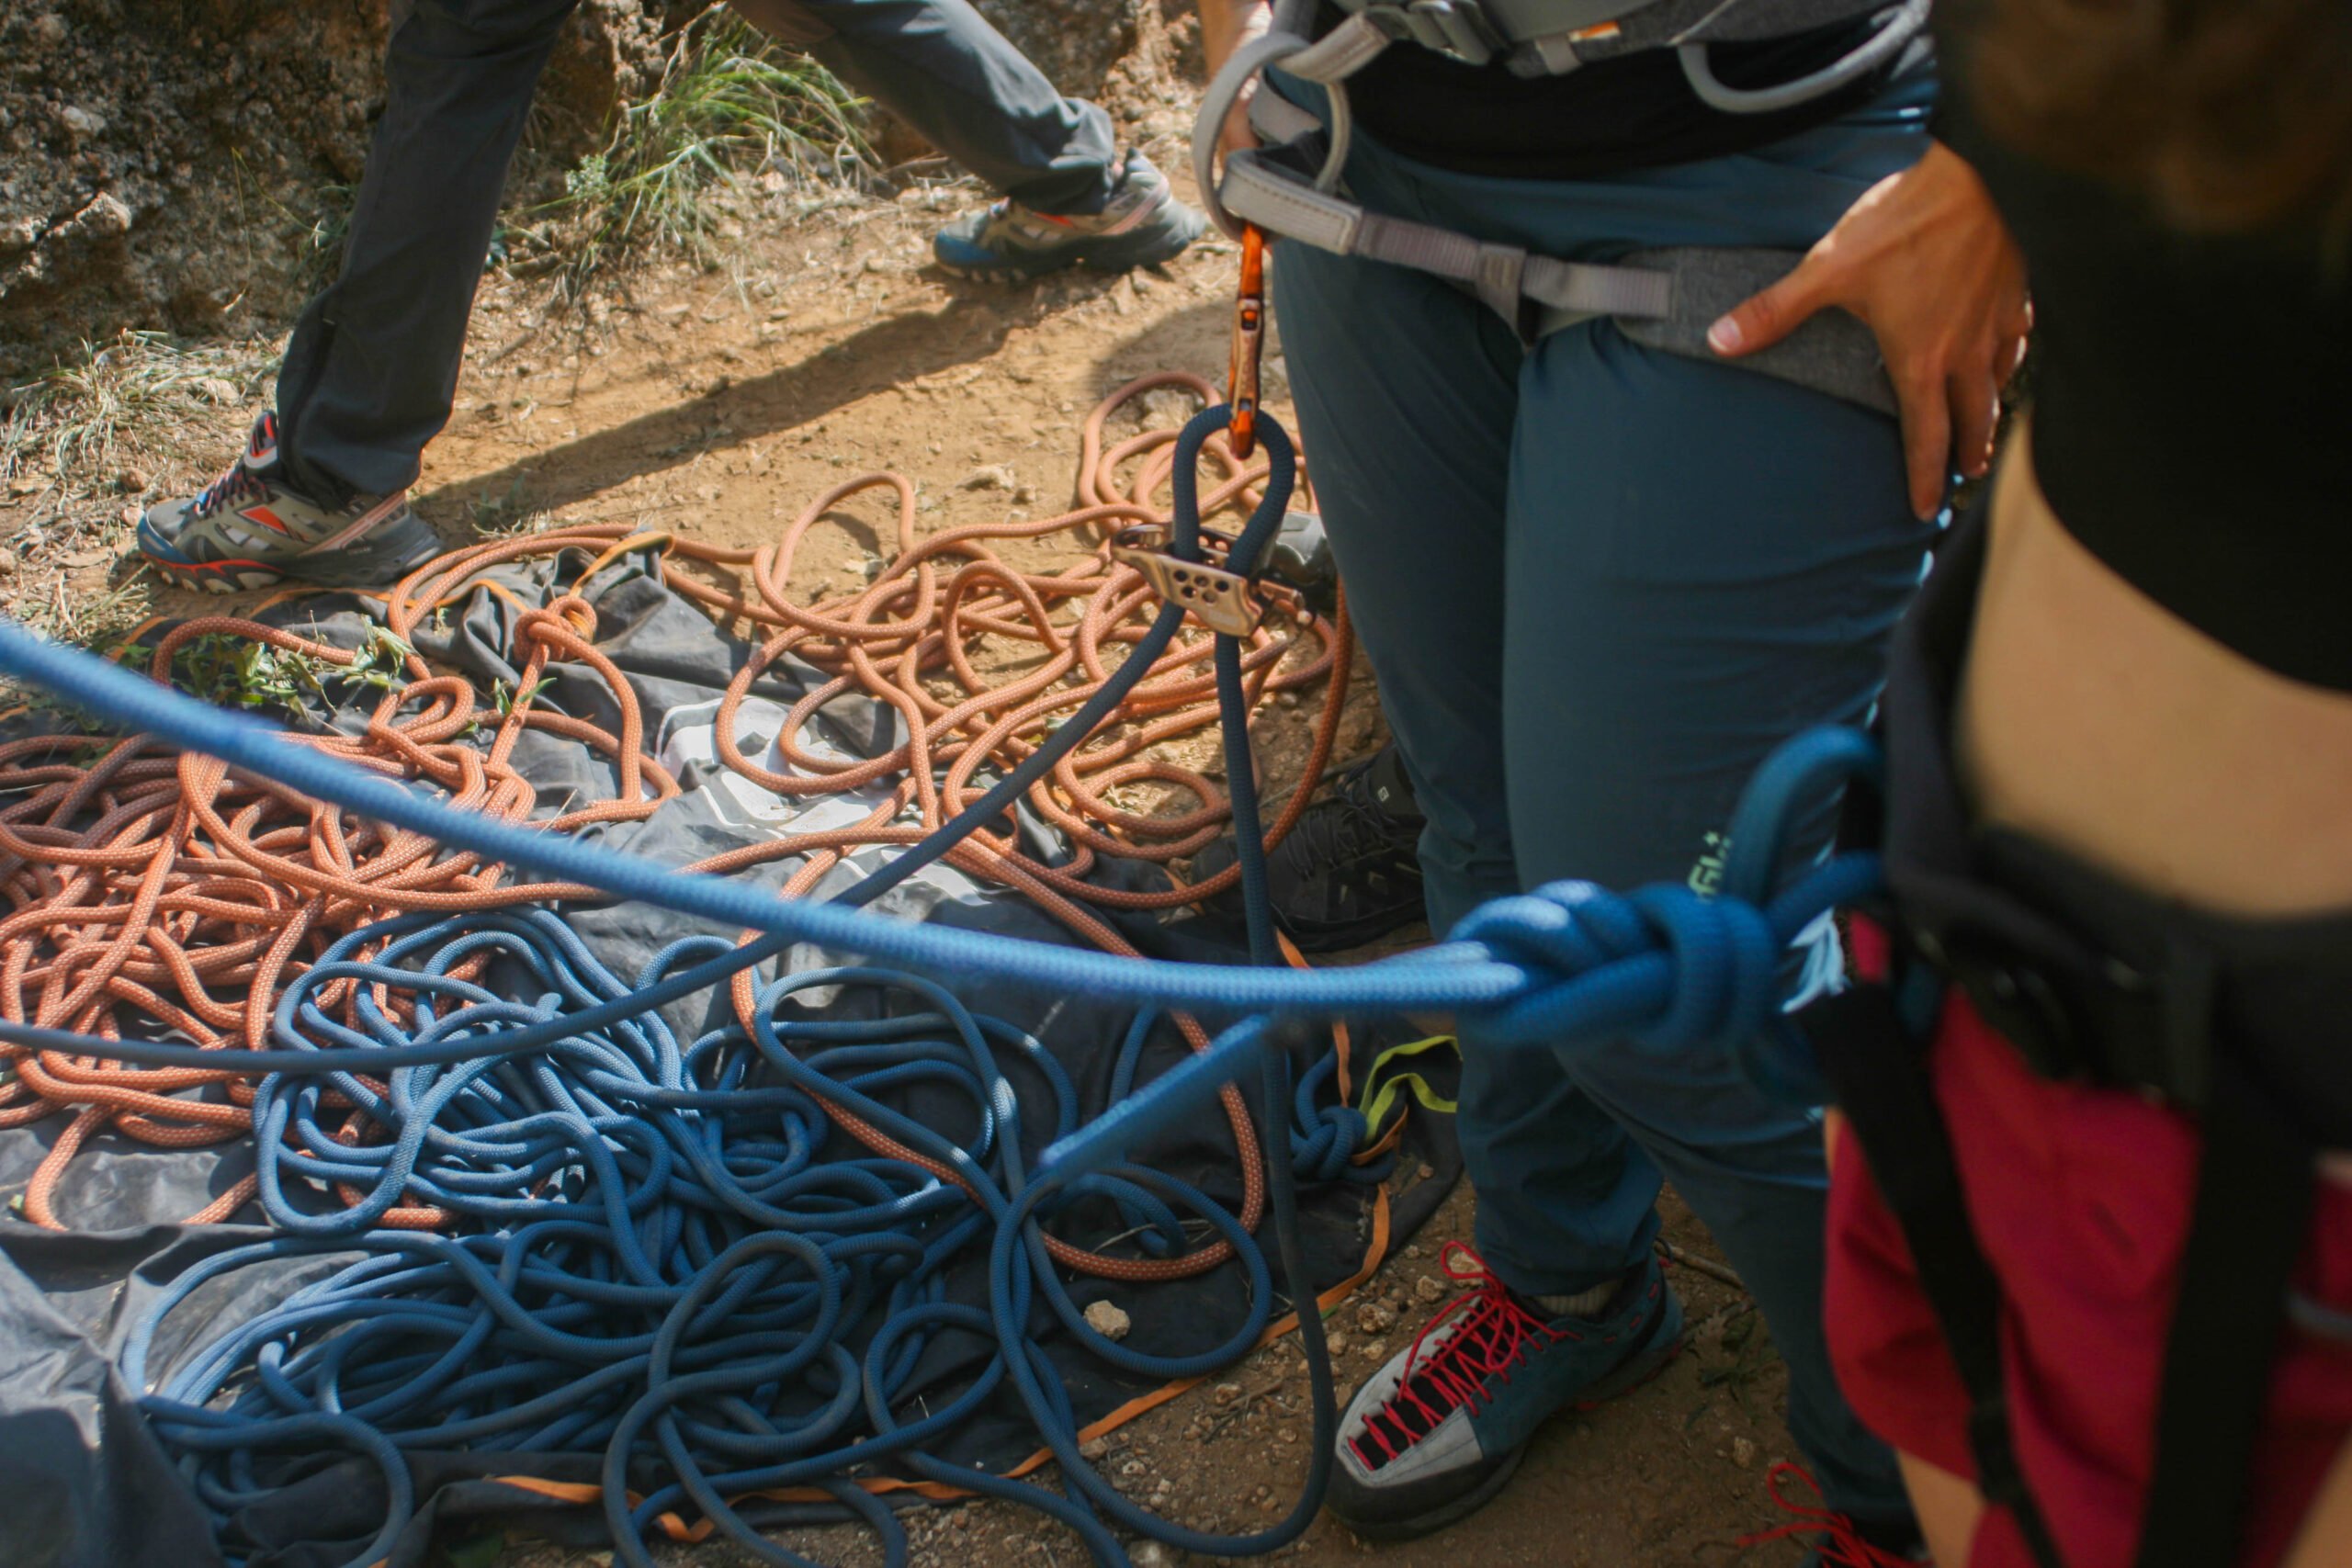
top-left (1356, 1033), bottom-right (1460, 1139)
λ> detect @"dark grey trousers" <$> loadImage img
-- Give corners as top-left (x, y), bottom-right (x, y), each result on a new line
top-left (277, 0), bottom-right (1115, 503)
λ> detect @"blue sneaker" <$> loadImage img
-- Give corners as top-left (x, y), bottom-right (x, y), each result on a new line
top-left (1326, 1243), bottom-right (1683, 1540)
top-left (932, 150), bottom-right (1205, 281)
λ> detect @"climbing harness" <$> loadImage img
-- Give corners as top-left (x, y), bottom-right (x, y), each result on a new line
top-left (1191, 0), bottom-right (1937, 417)
top-left (1793, 513), bottom-right (2352, 1568)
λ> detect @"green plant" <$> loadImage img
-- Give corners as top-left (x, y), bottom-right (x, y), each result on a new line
top-left (539, 6), bottom-right (873, 301)
top-left (166, 626), bottom-right (412, 722)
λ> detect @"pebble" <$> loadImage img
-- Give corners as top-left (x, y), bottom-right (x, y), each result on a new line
top-left (1083, 1300), bottom-right (1131, 1341)
top-left (959, 463), bottom-right (1016, 491)
top-left (1353, 1302), bottom-right (1396, 1336)
top-left (0, 550), bottom-right (17, 576)
top-left (58, 105), bottom-right (105, 139)
top-left (1325, 1332), bottom-right (1349, 1355)
top-left (1119, 1458), bottom-right (1149, 1479)
top-left (1731, 1437), bottom-right (1758, 1470)
top-left (1079, 1435), bottom-right (1112, 1461)
top-left (31, 13), bottom-right (66, 47)
top-left (1414, 1275), bottom-right (1446, 1303)
top-left (1212, 1382), bottom-right (1242, 1406)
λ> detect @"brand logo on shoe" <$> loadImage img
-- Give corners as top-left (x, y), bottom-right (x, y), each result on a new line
top-left (239, 505), bottom-right (290, 535)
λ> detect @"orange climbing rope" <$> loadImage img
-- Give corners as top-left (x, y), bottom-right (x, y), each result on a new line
top-left (0, 376), bottom-right (1354, 1283)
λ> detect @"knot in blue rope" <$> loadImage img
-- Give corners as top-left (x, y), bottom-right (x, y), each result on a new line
top-left (1451, 877), bottom-right (1782, 1055)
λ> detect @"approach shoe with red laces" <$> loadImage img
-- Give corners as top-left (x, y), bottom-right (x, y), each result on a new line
top-left (932, 150), bottom-right (1205, 280)
top-left (137, 413), bottom-right (440, 592)
top-left (1742, 1463), bottom-right (1933, 1567)
top-left (1327, 1242), bottom-right (1683, 1540)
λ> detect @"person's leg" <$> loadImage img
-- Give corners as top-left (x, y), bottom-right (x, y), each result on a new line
top-left (1497, 316), bottom-right (1929, 1518)
top-left (730, 0), bottom-right (1115, 213)
top-left (274, 0), bottom-right (579, 505)
top-left (1272, 222), bottom-right (1661, 1303)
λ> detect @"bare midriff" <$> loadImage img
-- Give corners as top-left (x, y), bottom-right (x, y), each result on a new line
top-left (1957, 421), bottom-right (2352, 919)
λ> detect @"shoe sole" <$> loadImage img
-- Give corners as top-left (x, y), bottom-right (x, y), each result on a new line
top-left (1329, 1308), bottom-right (1687, 1544)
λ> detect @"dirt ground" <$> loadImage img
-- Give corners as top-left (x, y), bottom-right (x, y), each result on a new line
top-left (1, 140), bottom-right (1819, 1568)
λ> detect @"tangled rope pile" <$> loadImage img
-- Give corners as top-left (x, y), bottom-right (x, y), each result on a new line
top-left (0, 377), bottom-right (1351, 1232)
top-left (0, 403), bottom-right (1885, 1568)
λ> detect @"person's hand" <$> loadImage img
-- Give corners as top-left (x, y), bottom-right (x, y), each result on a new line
top-left (1199, 0), bottom-right (1273, 160)
top-left (1707, 141), bottom-right (2030, 519)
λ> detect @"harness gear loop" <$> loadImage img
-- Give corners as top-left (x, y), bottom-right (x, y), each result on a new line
top-left (1229, 225), bottom-right (1270, 460)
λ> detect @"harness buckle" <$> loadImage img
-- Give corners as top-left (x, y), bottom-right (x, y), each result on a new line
top-left (1227, 224), bottom-right (1269, 460)
top-left (1112, 523), bottom-right (1275, 638)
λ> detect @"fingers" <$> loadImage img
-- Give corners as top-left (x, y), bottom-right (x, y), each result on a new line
top-left (1898, 371), bottom-right (1953, 521)
top-left (1708, 254), bottom-right (1830, 358)
top-left (1220, 85), bottom-right (1260, 161)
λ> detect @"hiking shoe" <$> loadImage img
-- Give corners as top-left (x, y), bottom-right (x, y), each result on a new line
top-left (137, 413), bottom-right (441, 593)
top-left (1327, 1243), bottom-right (1684, 1541)
top-left (932, 150), bottom-right (1205, 280)
top-left (1190, 744), bottom-right (1426, 952)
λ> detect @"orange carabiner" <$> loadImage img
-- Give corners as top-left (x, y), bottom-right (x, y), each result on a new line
top-left (1227, 223), bottom-right (1268, 460)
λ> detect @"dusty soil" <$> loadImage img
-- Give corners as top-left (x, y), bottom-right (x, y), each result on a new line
top-left (0, 93), bottom-right (1817, 1568)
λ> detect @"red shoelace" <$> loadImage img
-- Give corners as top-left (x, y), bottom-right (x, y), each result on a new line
top-left (1348, 1241), bottom-right (1572, 1471)
top-left (1737, 1461), bottom-right (1928, 1565)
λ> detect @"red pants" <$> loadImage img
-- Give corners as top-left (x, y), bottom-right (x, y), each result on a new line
top-left (1824, 946), bottom-right (2352, 1567)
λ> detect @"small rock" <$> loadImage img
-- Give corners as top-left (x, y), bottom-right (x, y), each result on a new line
top-left (1083, 1300), bottom-right (1131, 1341)
top-left (1325, 1332), bottom-right (1349, 1355)
top-left (197, 377), bottom-right (240, 405)
top-left (1134, 1546), bottom-right (1172, 1568)
top-left (1418, 1163), bottom-right (1436, 1180)
top-left (1414, 1275), bottom-right (1446, 1303)
top-left (30, 13), bottom-right (67, 48)
top-left (1731, 1436), bottom-right (1758, 1470)
top-left (0, 215), bottom-right (40, 256)
top-left (1079, 1436), bottom-right (1112, 1461)
top-left (58, 105), bottom-right (105, 139)
top-left (68, 192), bottom-right (131, 239)
top-left (119, 468), bottom-right (151, 493)
top-left (1354, 1302), bottom-right (1396, 1336)
top-left (1212, 1382), bottom-right (1242, 1406)
top-left (1012, 483), bottom-right (1037, 504)
top-left (0, 550), bottom-right (17, 576)
top-left (1119, 1458), bottom-right (1149, 1479)
top-left (959, 463), bottom-right (1016, 492)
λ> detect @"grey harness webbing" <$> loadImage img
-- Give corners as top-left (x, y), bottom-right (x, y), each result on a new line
top-left (1213, 90), bottom-right (1900, 416)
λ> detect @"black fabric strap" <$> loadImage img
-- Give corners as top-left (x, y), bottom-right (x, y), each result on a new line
top-left (2132, 1056), bottom-right (2316, 1568)
top-left (1804, 981), bottom-right (2069, 1568)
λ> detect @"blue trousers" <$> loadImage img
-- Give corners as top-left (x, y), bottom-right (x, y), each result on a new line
top-left (1271, 75), bottom-right (1936, 1516)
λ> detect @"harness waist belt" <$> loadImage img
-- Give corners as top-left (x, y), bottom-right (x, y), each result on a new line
top-left (1217, 135), bottom-right (1897, 416)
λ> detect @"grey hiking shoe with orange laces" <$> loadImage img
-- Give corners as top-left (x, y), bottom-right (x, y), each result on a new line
top-left (1327, 1244), bottom-right (1683, 1541)
top-left (137, 413), bottom-right (440, 592)
top-left (932, 150), bottom-right (1205, 280)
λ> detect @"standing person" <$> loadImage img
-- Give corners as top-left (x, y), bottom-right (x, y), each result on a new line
top-left (1194, 0), bottom-right (2027, 1559)
top-left (1820, 2), bottom-right (2352, 1565)
top-left (137, 0), bottom-right (1203, 593)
